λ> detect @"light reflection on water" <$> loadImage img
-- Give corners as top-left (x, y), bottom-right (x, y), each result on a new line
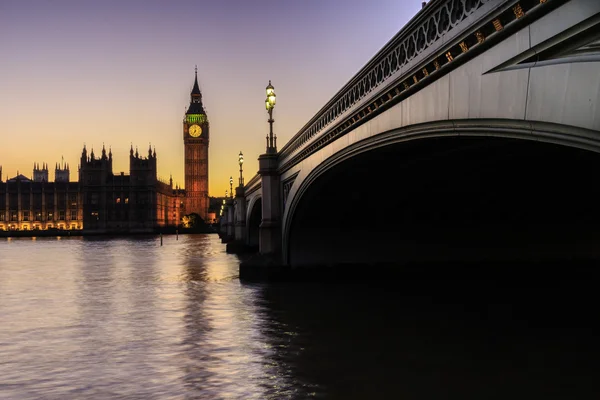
top-left (0, 235), bottom-right (297, 399)
top-left (0, 234), bottom-right (598, 399)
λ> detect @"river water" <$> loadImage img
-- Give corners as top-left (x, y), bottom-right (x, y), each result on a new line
top-left (0, 234), bottom-right (597, 399)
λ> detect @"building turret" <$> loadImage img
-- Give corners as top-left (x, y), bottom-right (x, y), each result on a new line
top-left (81, 144), bottom-right (87, 164)
top-left (130, 143), bottom-right (157, 187)
top-left (55, 159), bottom-right (70, 182)
top-left (33, 162), bottom-right (49, 182)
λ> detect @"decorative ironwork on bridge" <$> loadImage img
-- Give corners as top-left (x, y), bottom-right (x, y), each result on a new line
top-left (277, 0), bottom-right (559, 171)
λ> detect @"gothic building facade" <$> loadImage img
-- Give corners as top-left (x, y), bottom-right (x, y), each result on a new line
top-left (0, 163), bottom-right (82, 231)
top-left (78, 144), bottom-right (185, 233)
top-left (0, 147), bottom-right (185, 233)
top-left (0, 69), bottom-right (209, 233)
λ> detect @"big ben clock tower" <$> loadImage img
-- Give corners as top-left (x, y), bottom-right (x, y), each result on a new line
top-left (183, 67), bottom-right (209, 220)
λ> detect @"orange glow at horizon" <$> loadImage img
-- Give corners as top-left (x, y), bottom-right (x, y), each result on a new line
top-left (0, 0), bottom-right (419, 197)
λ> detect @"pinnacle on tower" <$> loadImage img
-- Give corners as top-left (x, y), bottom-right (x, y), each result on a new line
top-left (192, 65), bottom-right (201, 97)
top-left (187, 66), bottom-right (206, 113)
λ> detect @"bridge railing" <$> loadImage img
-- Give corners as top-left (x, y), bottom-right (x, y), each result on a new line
top-left (276, 0), bottom-right (521, 165)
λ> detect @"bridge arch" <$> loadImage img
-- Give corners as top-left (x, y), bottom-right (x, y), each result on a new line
top-left (283, 118), bottom-right (600, 267)
top-left (246, 196), bottom-right (262, 249)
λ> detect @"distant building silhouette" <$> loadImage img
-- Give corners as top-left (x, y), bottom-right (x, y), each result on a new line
top-left (0, 69), bottom-right (213, 233)
top-left (0, 166), bottom-right (81, 231)
top-left (32, 163), bottom-right (49, 182)
top-left (78, 144), bottom-right (184, 233)
top-left (55, 160), bottom-right (70, 182)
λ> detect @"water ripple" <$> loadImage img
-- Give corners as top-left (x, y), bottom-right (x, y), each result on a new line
top-left (1, 234), bottom-right (598, 399)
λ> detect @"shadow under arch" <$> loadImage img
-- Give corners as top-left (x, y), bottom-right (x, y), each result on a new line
top-left (246, 196), bottom-right (262, 249)
top-left (283, 119), bottom-right (600, 267)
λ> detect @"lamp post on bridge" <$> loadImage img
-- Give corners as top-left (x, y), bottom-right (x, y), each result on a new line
top-left (224, 182), bottom-right (235, 242)
top-left (253, 80), bottom-right (283, 261)
top-left (238, 151), bottom-right (244, 186)
top-left (227, 151), bottom-right (248, 254)
top-left (265, 81), bottom-right (277, 154)
top-left (219, 200), bottom-right (225, 238)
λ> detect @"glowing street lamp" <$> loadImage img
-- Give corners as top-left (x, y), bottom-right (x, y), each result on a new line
top-left (238, 151), bottom-right (244, 186)
top-left (265, 80), bottom-right (277, 153)
top-left (229, 176), bottom-right (233, 198)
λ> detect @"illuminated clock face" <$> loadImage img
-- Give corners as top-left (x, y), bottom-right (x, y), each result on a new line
top-left (189, 124), bottom-right (202, 137)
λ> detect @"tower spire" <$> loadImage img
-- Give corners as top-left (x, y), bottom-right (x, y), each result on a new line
top-left (191, 66), bottom-right (201, 97)
top-left (187, 66), bottom-right (205, 114)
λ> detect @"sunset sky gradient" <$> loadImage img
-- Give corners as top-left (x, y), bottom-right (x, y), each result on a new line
top-left (1, 0), bottom-right (421, 196)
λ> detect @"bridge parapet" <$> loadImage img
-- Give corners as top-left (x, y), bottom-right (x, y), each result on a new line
top-left (245, 174), bottom-right (261, 196)
top-left (277, 0), bottom-right (561, 171)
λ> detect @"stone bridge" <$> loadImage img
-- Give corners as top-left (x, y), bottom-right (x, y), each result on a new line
top-left (220, 0), bottom-right (600, 273)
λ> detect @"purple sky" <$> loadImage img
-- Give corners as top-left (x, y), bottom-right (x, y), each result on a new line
top-left (0, 0), bottom-right (422, 195)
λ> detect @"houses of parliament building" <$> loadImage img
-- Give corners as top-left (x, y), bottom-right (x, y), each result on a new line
top-left (0, 70), bottom-right (211, 233)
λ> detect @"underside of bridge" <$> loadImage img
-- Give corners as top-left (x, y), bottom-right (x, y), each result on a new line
top-left (287, 136), bottom-right (600, 267)
top-left (247, 198), bottom-right (261, 248)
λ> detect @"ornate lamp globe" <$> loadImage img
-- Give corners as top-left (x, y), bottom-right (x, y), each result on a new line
top-left (265, 81), bottom-right (276, 109)
top-left (239, 151), bottom-right (244, 166)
